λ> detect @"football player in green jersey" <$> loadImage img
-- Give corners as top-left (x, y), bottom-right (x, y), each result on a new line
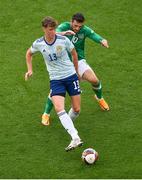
top-left (42, 13), bottom-right (109, 126)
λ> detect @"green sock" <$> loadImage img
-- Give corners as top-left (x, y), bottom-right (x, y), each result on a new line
top-left (44, 96), bottom-right (53, 114)
top-left (92, 81), bottom-right (103, 99)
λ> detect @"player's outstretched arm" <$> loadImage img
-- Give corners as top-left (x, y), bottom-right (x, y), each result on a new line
top-left (25, 48), bottom-right (33, 81)
top-left (100, 39), bottom-right (109, 48)
top-left (56, 30), bottom-right (75, 36)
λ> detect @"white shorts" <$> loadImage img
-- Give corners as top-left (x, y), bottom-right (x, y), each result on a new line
top-left (78, 59), bottom-right (92, 77)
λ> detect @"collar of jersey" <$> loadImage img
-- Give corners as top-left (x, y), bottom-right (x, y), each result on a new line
top-left (44, 35), bottom-right (57, 46)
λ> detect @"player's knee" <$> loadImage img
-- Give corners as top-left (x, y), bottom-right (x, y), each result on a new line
top-left (72, 107), bottom-right (80, 114)
top-left (92, 78), bottom-right (100, 86)
top-left (92, 80), bottom-right (101, 90)
top-left (54, 105), bottom-right (64, 113)
top-left (92, 78), bottom-right (99, 85)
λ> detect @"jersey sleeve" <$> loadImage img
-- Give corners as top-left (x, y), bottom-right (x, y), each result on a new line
top-left (65, 37), bottom-right (74, 52)
top-left (85, 26), bottom-right (104, 43)
top-left (56, 22), bottom-right (68, 32)
top-left (30, 40), bottom-right (39, 54)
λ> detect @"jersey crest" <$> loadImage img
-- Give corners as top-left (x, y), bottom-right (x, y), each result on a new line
top-left (56, 45), bottom-right (63, 53)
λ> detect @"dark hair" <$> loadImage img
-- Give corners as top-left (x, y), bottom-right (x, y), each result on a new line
top-left (72, 13), bottom-right (85, 23)
top-left (42, 16), bottom-right (58, 28)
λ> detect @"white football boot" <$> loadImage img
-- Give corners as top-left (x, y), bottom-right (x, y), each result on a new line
top-left (65, 138), bottom-right (83, 152)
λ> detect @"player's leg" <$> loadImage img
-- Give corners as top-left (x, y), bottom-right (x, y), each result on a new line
top-left (65, 74), bottom-right (83, 151)
top-left (82, 68), bottom-right (102, 98)
top-left (66, 74), bottom-right (81, 121)
top-left (79, 59), bottom-right (109, 111)
top-left (42, 93), bottom-right (53, 126)
top-left (68, 95), bottom-right (81, 121)
top-left (82, 69), bottom-right (109, 111)
top-left (50, 78), bottom-right (82, 151)
top-left (52, 95), bottom-right (82, 151)
top-left (65, 95), bottom-right (83, 152)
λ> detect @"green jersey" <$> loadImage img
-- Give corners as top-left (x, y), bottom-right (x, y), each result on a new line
top-left (56, 22), bottom-right (103, 60)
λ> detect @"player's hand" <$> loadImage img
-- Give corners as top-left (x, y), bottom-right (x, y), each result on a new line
top-left (64, 30), bottom-right (75, 35)
top-left (25, 71), bottom-right (33, 81)
top-left (101, 39), bottom-right (109, 48)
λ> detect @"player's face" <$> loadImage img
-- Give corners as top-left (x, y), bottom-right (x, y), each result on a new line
top-left (71, 20), bottom-right (83, 33)
top-left (43, 26), bottom-right (56, 39)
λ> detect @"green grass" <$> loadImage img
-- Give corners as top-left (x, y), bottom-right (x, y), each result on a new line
top-left (0, 0), bottom-right (142, 178)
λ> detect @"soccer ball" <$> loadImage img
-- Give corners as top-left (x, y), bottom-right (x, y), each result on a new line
top-left (82, 148), bottom-right (98, 165)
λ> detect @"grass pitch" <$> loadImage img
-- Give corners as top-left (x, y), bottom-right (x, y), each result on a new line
top-left (0, 0), bottom-right (142, 178)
